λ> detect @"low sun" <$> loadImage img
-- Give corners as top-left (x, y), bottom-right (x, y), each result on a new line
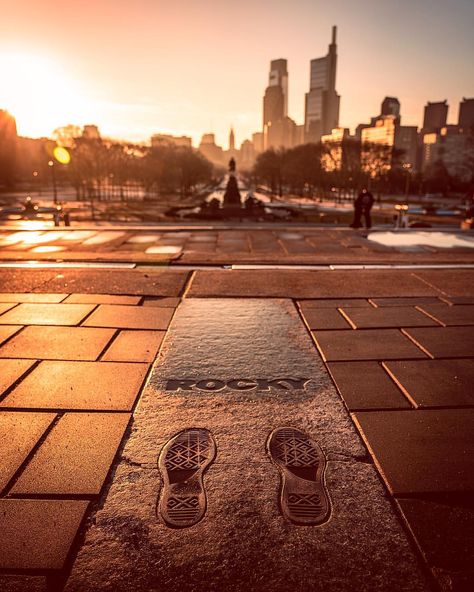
top-left (0, 51), bottom-right (88, 138)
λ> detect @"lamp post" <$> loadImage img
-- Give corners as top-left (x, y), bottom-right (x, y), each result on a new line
top-left (48, 160), bottom-right (58, 204)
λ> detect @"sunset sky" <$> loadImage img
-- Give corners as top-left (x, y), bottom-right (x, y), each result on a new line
top-left (1, 0), bottom-right (473, 148)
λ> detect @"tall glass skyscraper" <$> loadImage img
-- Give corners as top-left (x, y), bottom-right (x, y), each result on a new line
top-left (304, 26), bottom-right (340, 143)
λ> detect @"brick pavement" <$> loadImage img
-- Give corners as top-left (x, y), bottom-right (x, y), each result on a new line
top-left (0, 263), bottom-right (473, 591)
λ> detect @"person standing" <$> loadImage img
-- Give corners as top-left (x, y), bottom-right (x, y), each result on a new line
top-left (351, 188), bottom-right (374, 229)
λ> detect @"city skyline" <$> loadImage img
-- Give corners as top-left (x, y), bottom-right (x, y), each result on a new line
top-left (1, 0), bottom-right (473, 147)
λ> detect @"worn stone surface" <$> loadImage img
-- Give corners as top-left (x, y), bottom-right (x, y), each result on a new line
top-left (83, 304), bottom-right (174, 330)
top-left (327, 361), bottom-right (411, 410)
top-left (0, 575), bottom-right (47, 592)
top-left (353, 409), bottom-right (474, 494)
top-left (188, 270), bottom-right (439, 298)
top-left (0, 303), bottom-right (95, 326)
top-left (313, 329), bottom-right (427, 361)
top-left (402, 326), bottom-right (474, 358)
top-left (0, 359), bottom-right (35, 394)
top-left (413, 270), bottom-right (474, 297)
top-left (102, 330), bottom-right (165, 362)
top-left (0, 411), bottom-right (56, 491)
top-left (12, 412), bottom-right (131, 495)
top-left (2, 361), bottom-right (148, 410)
top-left (0, 499), bottom-right (89, 570)
top-left (383, 360), bottom-right (474, 407)
top-left (341, 307), bottom-right (440, 328)
top-left (0, 326), bottom-right (115, 361)
top-left (65, 299), bottom-right (429, 592)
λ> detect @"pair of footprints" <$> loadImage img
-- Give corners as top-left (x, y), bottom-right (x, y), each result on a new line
top-left (157, 427), bottom-right (331, 528)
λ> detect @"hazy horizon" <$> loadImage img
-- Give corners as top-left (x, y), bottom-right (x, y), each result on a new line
top-left (1, 0), bottom-right (473, 148)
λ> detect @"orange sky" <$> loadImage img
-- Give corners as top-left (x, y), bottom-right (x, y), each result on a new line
top-left (1, 0), bottom-right (473, 148)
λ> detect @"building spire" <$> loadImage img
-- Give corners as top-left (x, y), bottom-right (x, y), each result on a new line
top-left (332, 25), bottom-right (337, 44)
top-left (229, 126), bottom-right (235, 151)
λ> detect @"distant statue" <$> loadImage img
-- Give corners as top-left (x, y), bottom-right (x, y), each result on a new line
top-left (350, 188), bottom-right (374, 229)
top-left (229, 158), bottom-right (236, 173)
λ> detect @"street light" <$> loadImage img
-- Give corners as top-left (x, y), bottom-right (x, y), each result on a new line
top-left (48, 160), bottom-right (57, 204)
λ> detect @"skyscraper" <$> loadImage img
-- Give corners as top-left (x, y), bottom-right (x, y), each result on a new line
top-left (263, 59), bottom-right (288, 129)
top-left (304, 26), bottom-right (340, 143)
top-left (458, 97), bottom-right (474, 131)
top-left (229, 127), bottom-right (235, 151)
top-left (422, 100), bottom-right (448, 134)
top-left (381, 97), bottom-right (401, 121)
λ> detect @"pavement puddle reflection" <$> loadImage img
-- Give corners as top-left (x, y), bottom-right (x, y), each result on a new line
top-left (65, 299), bottom-right (430, 592)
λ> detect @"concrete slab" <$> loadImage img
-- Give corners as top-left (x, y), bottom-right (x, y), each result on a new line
top-left (0, 359), bottom-right (35, 395)
top-left (64, 294), bottom-right (141, 305)
top-left (370, 297), bottom-right (445, 307)
top-left (11, 412), bottom-right (131, 495)
top-left (402, 326), bottom-right (474, 358)
top-left (353, 409), bottom-right (474, 494)
top-left (396, 497), bottom-right (474, 589)
top-left (0, 303), bottom-right (95, 326)
top-left (417, 304), bottom-right (474, 326)
top-left (102, 330), bottom-right (165, 362)
top-left (327, 362), bottom-right (411, 410)
top-left (0, 499), bottom-right (89, 570)
top-left (299, 299), bottom-right (371, 308)
top-left (313, 329), bottom-right (427, 361)
top-left (0, 411), bottom-right (56, 492)
top-left (83, 304), bottom-right (174, 330)
top-left (0, 293), bottom-right (68, 303)
top-left (0, 303), bottom-right (17, 315)
top-left (383, 360), bottom-right (474, 407)
top-left (341, 307), bottom-right (440, 329)
top-left (0, 326), bottom-right (115, 361)
top-left (65, 299), bottom-right (429, 592)
top-left (413, 270), bottom-right (474, 297)
top-left (0, 325), bottom-right (22, 346)
top-left (1, 361), bottom-right (148, 411)
top-left (300, 308), bottom-right (351, 329)
top-left (188, 270), bottom-right (440, 298)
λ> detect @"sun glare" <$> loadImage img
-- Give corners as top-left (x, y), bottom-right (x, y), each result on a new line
top-left (0, 51), bottom-right (88, 138)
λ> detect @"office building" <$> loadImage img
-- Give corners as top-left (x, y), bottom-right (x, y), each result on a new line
top-left (361, 115), bottom-right (418, 174)
top-left (0, 109), bottom-right (18, 186)
top-left (381, 97), bottom-right (401, 122)
top-left (458, 97), bottom-right (474, 131)
top-left (304, 26), bottom-right (340, 143)
top-left (198, 133), bottom-right (224, 166)
top-left (422, 101), bottom-right (448, 135)
top-left (151, 134), bottom-right (192, 149)
top-left (321, 127), bottom-right (350, 171)
top-left (252, 132), bottom-right (264, 153)
top-left (423, 125), bottom-right (474, 182)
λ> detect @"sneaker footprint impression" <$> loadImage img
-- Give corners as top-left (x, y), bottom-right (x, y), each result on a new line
top-left (267, 427), bottom-right (331, 526)
top-left (158, 428), bottom-right (216, 528)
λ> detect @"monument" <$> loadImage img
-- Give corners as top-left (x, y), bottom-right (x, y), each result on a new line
top-left (222, 157), bottom-right (242, 207)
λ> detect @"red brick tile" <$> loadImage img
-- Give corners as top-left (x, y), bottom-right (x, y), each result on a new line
top-left (0, 303), bottom-right (95, 326)
top-left (353, 409), bottom-right (474, 494)
top-left (0, 411), bottom-right (56, 491)
top-left (64, 294), bottom-right (141, 305)
top-left (83, 304), bottom-right (174, 329)
top-left (0, 293), bottom-right (67, 303)
top-left (402, 327), bottom-right (474, 358)
top-left (102, 330), bottom-right (164, 362)
top-left (301, 308), bottom-right (351, 330)
top-left (341, 307), bottom-right (439, 329)
top-left (0, 325), bottom-right (22, 346)
top-left (418, 304), bottom-right (474, 326)
top-left (0, 326), bottom-right (115, 361)
top-left (313, 329), bottom-right (427, 361)
top-left (383, 360), bottom-right (474, 407)
top-left (327, 361), bottom-right (411, 410)
top-left (11, 412), bottom-right (130, 495)
top-left (1, 361), bottom-right (148, 411)
top-left (0, 359), bottom-right (35, 394)
top-left (0, 499), bottom-right (89, 569)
